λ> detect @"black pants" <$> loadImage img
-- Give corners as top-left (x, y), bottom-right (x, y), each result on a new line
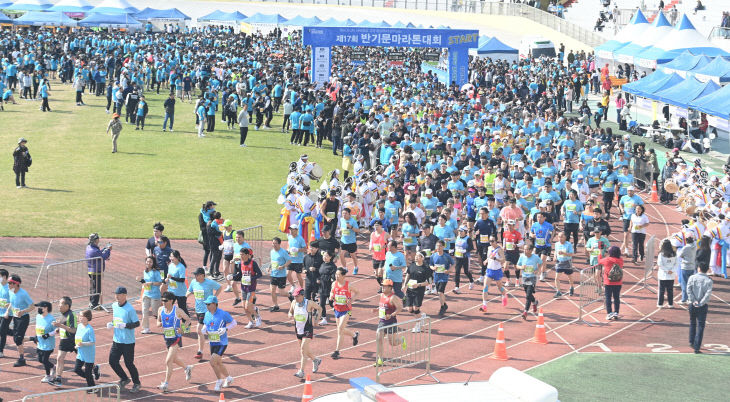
top-left (37, 348), bottom-right (54, 375)
top-left (689, 304), bottom-right (708, 351)
top-left (305, 280), bottom-right (318, 302)
top-left (76, 91), bottom-right (83, 103)
top-left (602, 191), bottom-right (614, 216)
top-left (89, 273), bottom-right (102, 307)
top-left (207, 115), bottom-right (215, 132)
top-left (32, 84), bottom-right (39, 99)
top-left (15, 170), bottom-right (26, 187)
top-left (319, 282), bottom-right (332, 319)
top-left (22, 86), bottom-right (31, 98)
top-left (316, 130), bottom-right (324, 147)
top-left (202, 243), bottom-right (210, 267)
top-left (108, 342), bottom-right (140, 385)
top-left (96, 83), bottom-right (105, 97)
top-left (523, 282), bottom-right (536, 311)
top-left (292, 129), bottom-right (302, 144)
top-left (658, 279), bottom-right (674, 306)
top-left (605, 284), bottom-right (621, 314)
top-left (209, 248), bottom-right (222, 276)
top-left (454, 258), bottom-right (473, 287)
top-left (632, 232), bottom-right (646, 260)
top-left (136, 115), bottom-right (145, 129)
top-left (176, 295), bottom-right (189, 317)
top-left (0, 316), bottom-right (12, 352)
top-left (240, 126), bottom-right (248, 145)
top-left (75, 359), bottom-right (95, 386)
top-left (106, 96), bottom-right (112, 111)
top-left (564, 223), bottom-right (579, 250)
top-left (283, 114), bottom-right (290, 131)
top-left (41, 97), bottom-right (50, 111)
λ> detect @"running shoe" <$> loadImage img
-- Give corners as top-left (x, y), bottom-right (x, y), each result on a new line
top-left (185, 365), bottom-right (193, 382)
top-left (468, 282), bottom-right (474, 290)
top-left (312, 358), bottom-right (322, 373)
top-left (476, 276), bottom-right (483, 284)
top-left (224, 285), bottom-right (232, 293)
top-left (453, 287), bottom-right (461, 294)
top-left (294, 370), bottom-right (305, 378)
top-left (353, 266), bottom-right (359, 275)
top-left (501, 294), bottom-right (508, 307)
top-left (255, 315), bottom-right (262, 327)
top-left (412, 323), bottom-right (422, 333)
top-left (141, 328), bottom-right (151, 334)
top-left (353, 331), bottom-right (359, 346)
top-left (130, 383), bottom-right (141, 394)
top-left (319, 317), bottom-right (328, 326)
top-left (374, 357), bottom-right (384, 367)
top-left (331, 350), bottom-right (340, 359)
top-left (233, 298), bottom-right (242, 306)
top-left (119, 378), bottom-right (131, 389)
top-left (223, 376), bottom-right (233, 387)
top-left (522, 311), bottom-right (527, 320)
top-left (533, 300), bottom-right (538, 313)
top-left (214, 379), bottom-right (223, 392)
top-left (14, 358), bottom-right (26, 367)
top-left (93, 365), bottom-right (100, 380)
top-left (539, 272), bottom-right (546, 281)
top-left (194, 351), bottom-right (203, 359)
top-left (606, 313), bottom-right (613, 321)
top-left (569, 286), bottom-right (574, 296)
top-left (41, 376), bottom-right (51, 383)
top-left (158, 382), bottom-right (169, 393)
top-left (245, 321), bottom-right (254, 329)
top-left (554, 291), bottom-right (563, 298)
top-left (269, 305), bottom-right (280, 312)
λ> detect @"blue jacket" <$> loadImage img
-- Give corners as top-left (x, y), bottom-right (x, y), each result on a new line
top-left (85, 243), bottom-right (111, 274)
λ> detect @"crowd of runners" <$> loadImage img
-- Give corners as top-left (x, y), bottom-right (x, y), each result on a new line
top-left (0, 20), bottom-right (724, 394)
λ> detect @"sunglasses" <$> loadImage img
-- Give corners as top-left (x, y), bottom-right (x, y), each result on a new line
top-left (161, 299), bottom-right (170, 302)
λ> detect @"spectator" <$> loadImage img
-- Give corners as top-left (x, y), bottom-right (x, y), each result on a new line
top-left (679, 236), bottom-right (698, 303)
top-left (85, 233), bottom-right (112, 309)
top-left (600, 246), bottom-right (624, 320)
top-left (12, 137), bottom-right (30, 188)
top-left (656, 239), bottom-right (677, 308)
top-left (687, 263), bottom-right (712, 353)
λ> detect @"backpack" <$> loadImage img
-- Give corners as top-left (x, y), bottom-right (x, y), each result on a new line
top-left (607, 263), bottom-right (623, 282)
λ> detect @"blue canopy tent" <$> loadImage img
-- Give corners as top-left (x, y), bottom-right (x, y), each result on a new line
top-left (78, 13), bottom-right (142, 28)
top-left (88, 0), bottom-right (139, 14)
top-left (133, 8), bottom-right (191, 21)
top-left (0, 12), bottom-right (11, 23)
top-left (620, 71), bottom-right (669, 94)
top-left (478, 35), bottom-right (491, 47)
top-left (284, 15), bottom-right (321, 26)
top-left (317, 18), bottom-right (356, 27)
top-left (13, 10), bottom-right (77, 26)
top-left (49, 0), bottom-right (92, 13)
top-left (613, 11), bottom-right (673, 65)
top-left (476, 37), bottom-right (518, 62)
top-left (660, 51), bottom-right (712, 75)
top-left (689, 83), bottom-right (730, 119)
top-left (692, 56), bottom-right (730, 83)
top-left (405, 22), bottom-right (416, 28)
top-left (0, 2), bottom-right (12, 9)
top-left (595, 9), bottom-right (649, 60)
top-left (391, 21), bottom-right (406, 28)
top-left (623, 72), bottom-right (683, 98)
top-left (198, 10), bottom-right (247, 23)
top-left (245, 13), bottom-right (288, 25)
top-left (371, 20), bottom-right (390, 28)
top-left (6, 0), bottom-right (52, 11)
top-left (651, 77), bottom-right (720, 108)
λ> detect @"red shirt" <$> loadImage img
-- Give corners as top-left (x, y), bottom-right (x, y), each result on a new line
top-left (599, 256), bottom-right (624, 286)
top-left (378, 293), bottom-right (396, 322)
top-left (503, 230), bottom-right (522, 252)
top-left (331, 280), bottom-right (352, 312)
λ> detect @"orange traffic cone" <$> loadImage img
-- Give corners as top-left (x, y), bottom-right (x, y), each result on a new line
top-left (302, 374), bottom-right (313, 402)
top-left (531, 308), bottom-right (548, 344)
top-left (650, 181), bottom-right (659, 203)
top-left (219, 392), bottom-right (225, 402)
top-left (489, 323), bottom-right (509, 360)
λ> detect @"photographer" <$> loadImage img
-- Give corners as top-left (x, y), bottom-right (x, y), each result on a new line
top-left (85, 233), bottom-right (112, 309)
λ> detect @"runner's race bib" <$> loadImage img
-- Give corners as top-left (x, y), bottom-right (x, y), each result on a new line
top-left (536, 238), bottom-right (546, 246)
top-left (408, 279), bottom-right (418, 289)
top-left (242, 274), bottom-right (251, 286)
top-left (194, 290), bottom-right (204, 300)
top-left (163, 327), bottom-right (177, 339)
top-left (435, 264), bottom-right (446, 274)
top-left (506, 242), bottom-right (515, 251)
top-left (208, 332), bottom-right (220, 342)
top-left (334, 295), bottom-right (347, 305)
top-left (378, 307), bottom-right (386, 319)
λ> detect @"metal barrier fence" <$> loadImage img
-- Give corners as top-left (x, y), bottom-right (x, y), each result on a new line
top-left (375, 313), bottom-right (437, 383)
top-left (241, 225), bottom-right (269, 271)
top-left (634, 235), bottom-right (658, 293)
top-left (38, 257), bottom-right (105, 309)
top-left (22, 383), bottom-right (120, 401)
top-left (577, 265), bottom-right (603, 326)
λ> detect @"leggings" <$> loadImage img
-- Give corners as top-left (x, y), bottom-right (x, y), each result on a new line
top-left (523, 283), bottom-right (536, 311)
top-left (658, 279), bottom-right (674, 306)
top-left (602, 191), bottom-right (614, 216)
top-left (319, 282), bottom-right (332, 319)
top-left (632, 232), bottom-right (646, 260)
top-left (454, 258), bottom-right (473, 287)
top-left (74, 359), bottom-right (95, 387)
top-left (202, 244), bottom-right (210, 267)
top-left (37, 348), bottom-right (54, 375)
top-left (504, 268), bottom-right (521, 280)
top-left (209, 248), bottom-right (222, 276)
top-left (564, 223), bottom-right (579, 250)
top-left (604, 284), bottom-right (621, 314)
top-left (240, 126), bottom-right (248, 145)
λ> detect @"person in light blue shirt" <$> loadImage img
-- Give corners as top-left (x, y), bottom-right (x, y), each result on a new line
top-left (615, 165), bottom-right (633, 197)
top-left (600, 165), bottom-right (618, 218)
top-left (74, 309), bottom-right (98, 387)
top-left (339, 207), bottom-right (360, 272)
top-left (384, 241), bottom-right (407, 298)
top-left (619, 186), bottom-right (644, 253)
top-left (187, 267), bottom-right (222, 358)
top-left (6, 274), bottom-right (33, 366)
top-left (433, 215), bottom-right (456, 252)
top-left (165, 250), bottom-right (188, 316)
top-left (562, 190), bottom-right (584, 250)
top-left (270, 237), bottom-right (291, 312)
top-left (287, 225), bottom-right (307, 290)
top-left (0, 269), bottom-right (10, 354)
top-left (517, 244), bottom-right (543, 319)
top-left (430, 241), bottom-right (454, 316)
top-left (401, 212), bottom-right (420, 261)
top-left (34, 301), bottom-right (57, 382)
top-left (384, 193), bottom-right (402, 226)
top-left (106, 286), bottom-right (141, 392)
top-left (554, 232), bottom-right (576, 298)
top-left (138, 256), bottom-right (162, 333)
top-left (201, 295), bottom-right (237, 391)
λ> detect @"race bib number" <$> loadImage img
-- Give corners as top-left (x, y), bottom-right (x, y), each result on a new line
top-left (12, 308), bottom-right (20, 316)
top-left (455, 247), bottom-right (466, 258)
top-left (60, 328), bottom-right (68, 339)
top-left (404, 235), bottom-right (415, 245)
top-left (36, 327), bottom-right (46, 336)
top-left (422, 249), bottom-right (432, 257)
top-left (144, 283), bottom-right (152, 291)
top-left (373, 244), bottom-right (382, 252)
top-left (208, 332), bottom-right (220, 342)
top-left (625, 201), bottom-right (634, 210)
top-left (0, 299), bottom-right (8, 309)
top-left (536, 238), bottom-right (546, 246)
top-left (75, 336), bottom-right (82, 346)
top-left (523, 264), bottom-right (535, 275)
top-left (378, 307), bottom-right (386, 319)
top-left (326, 212), bottom-right (336, 219)
top-left (342, 228), bottom-right (352, 236)
top-left (389, 208), bottom-right (397, 217)
top-left (506, 242), bottom-right (515, 251)
top-left (566, 204), bottom-right (577, 213)
top-left (271, 262), bottom-right (280, 271)
top-left (480, 235), bottom-right (489, 243)
top-left (425, 209), bottom-right (433, 216)
top-left (408, 279), bottom-right (417, 289)
top-left (113, 317), bottom-right (124, 327)
top-left (592, 176), bottom-right (599, 182)
top-left (591, 248), bottom-right (601, 256)
top-left (163, 327), bottom-right (177, 339)
top-left (241, 274), bottom-right (251, 286)
top-left (435, 264), bottom-right (446, 274)
top-left (294, 313), bottom-right (306, 322)
top-left (289, 248), bottom-right (299, 257)
top-left (168, 281), bottom-right (177, 289)
top-left (194, 290), bottom-right (205, 300)
top-left (334, 295), bottom-right (347, 305)
top-left (622, 182), bottom-right (630, 188)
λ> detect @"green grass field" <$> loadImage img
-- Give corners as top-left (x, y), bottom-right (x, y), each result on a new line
top-left (527, 353), bottom-right (728, 402)
top-left (0, 81), bottom-right (341, 239)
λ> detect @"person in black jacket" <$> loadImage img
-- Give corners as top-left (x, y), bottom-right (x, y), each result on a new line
top-left (198, 201), bottom-right (216, 269)
top-left (303, 244), bottom-right (322, 302)
top-left (584, 207), bottom-right (611, 240)
top-left (162, 93), bottom-right (175, 132)
top-left (13, 137), bottom-right (30, 188)
top-left (317, 251), bottom-right (337, 325)
top-left (206, 212), bottom-right (223, 279)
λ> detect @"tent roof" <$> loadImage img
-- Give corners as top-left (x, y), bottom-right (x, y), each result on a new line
top-left (13, 10), bottom-right (77, 26)
top-left (49, 0), bottom-right (92, 12)
top-left (689, 81), bottom-right (730, 119)
top-left (614, 11), bottom-right (674, 58)
top-left (317, 18), bottom-right (356, 27)
top-left (6, 0), bottom-right (52, 11)
top-left (89, 0), bottom-right (139, 14)
top-left (623, 71), bottom-right (683, 98)
top-left (283, 15), bottom-right (321, 26)
top-left (79, 12), bottom-right (142, 27)
top-left (692, 56), bottom-right (730, 83)
top-left (245, 13), bottom-right (287, 24)
top-left (198, 10), bottom-right (247, 22)
top-left (652, 76), bottom-right (720, 108)
top-left (0, 11), bottom-right (10, 22)
top-left (133, 8), bottom-right (191, 21)
top-left (477, 37), bottom-right (517, 54)
top-left (661, 51), bottom-right (712, 72)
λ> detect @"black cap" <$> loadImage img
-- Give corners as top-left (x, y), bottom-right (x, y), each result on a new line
top-left (35, 301), bottom-right (52, 309)
top-left (194, 267), bottom-right (206, 276)
top-left (113, 286), bottom-right (127, 294)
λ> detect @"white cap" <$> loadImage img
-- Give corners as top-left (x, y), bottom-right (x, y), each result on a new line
top-left (517, 162), bottom-right (525, 168)
top-left (514, 188), bottom-right (522, 195)
top-left (539, 201), bottom-right (548, 208)
top-left (388, 191), bottom-right (396, 197)
top-left (627, 185), bottom-right (635, 191)
top-left (425, 188), bottom-right (433, 194)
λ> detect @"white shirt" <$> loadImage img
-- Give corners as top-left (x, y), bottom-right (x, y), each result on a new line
top-left (630, 213), bottom-right (650, 234)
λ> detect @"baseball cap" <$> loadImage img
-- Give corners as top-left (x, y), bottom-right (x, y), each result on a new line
top-left (222, 219), bottom-right (232, 227)
top-left (113, 286), bottom-right (127, 294)
top-left (390, 141), bottom-right (397, 147)
top-left (388, 191), bottom-right (395, 197)
top-left (292, 287), bottom-right (304, 296)
top-left (577, 175), bottom-right (584, 179)
top-left (289, 224), bottom-right (299, 229)
top-left (382, 279), bottom-right (394, 287)
top-left (425, 188), bottom-right (433, 195)
top-left (34, 301), bottom-right (52, 309)
top-left (204, 295), bottom-right (219, 304)
top-left (627, 185), bottom-right (635, 191)
top-left (458, 226), bottom-right (468, 231)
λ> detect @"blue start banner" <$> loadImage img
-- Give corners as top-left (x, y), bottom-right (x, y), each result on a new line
top-left (302, 26), bottom-right (479, 86)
